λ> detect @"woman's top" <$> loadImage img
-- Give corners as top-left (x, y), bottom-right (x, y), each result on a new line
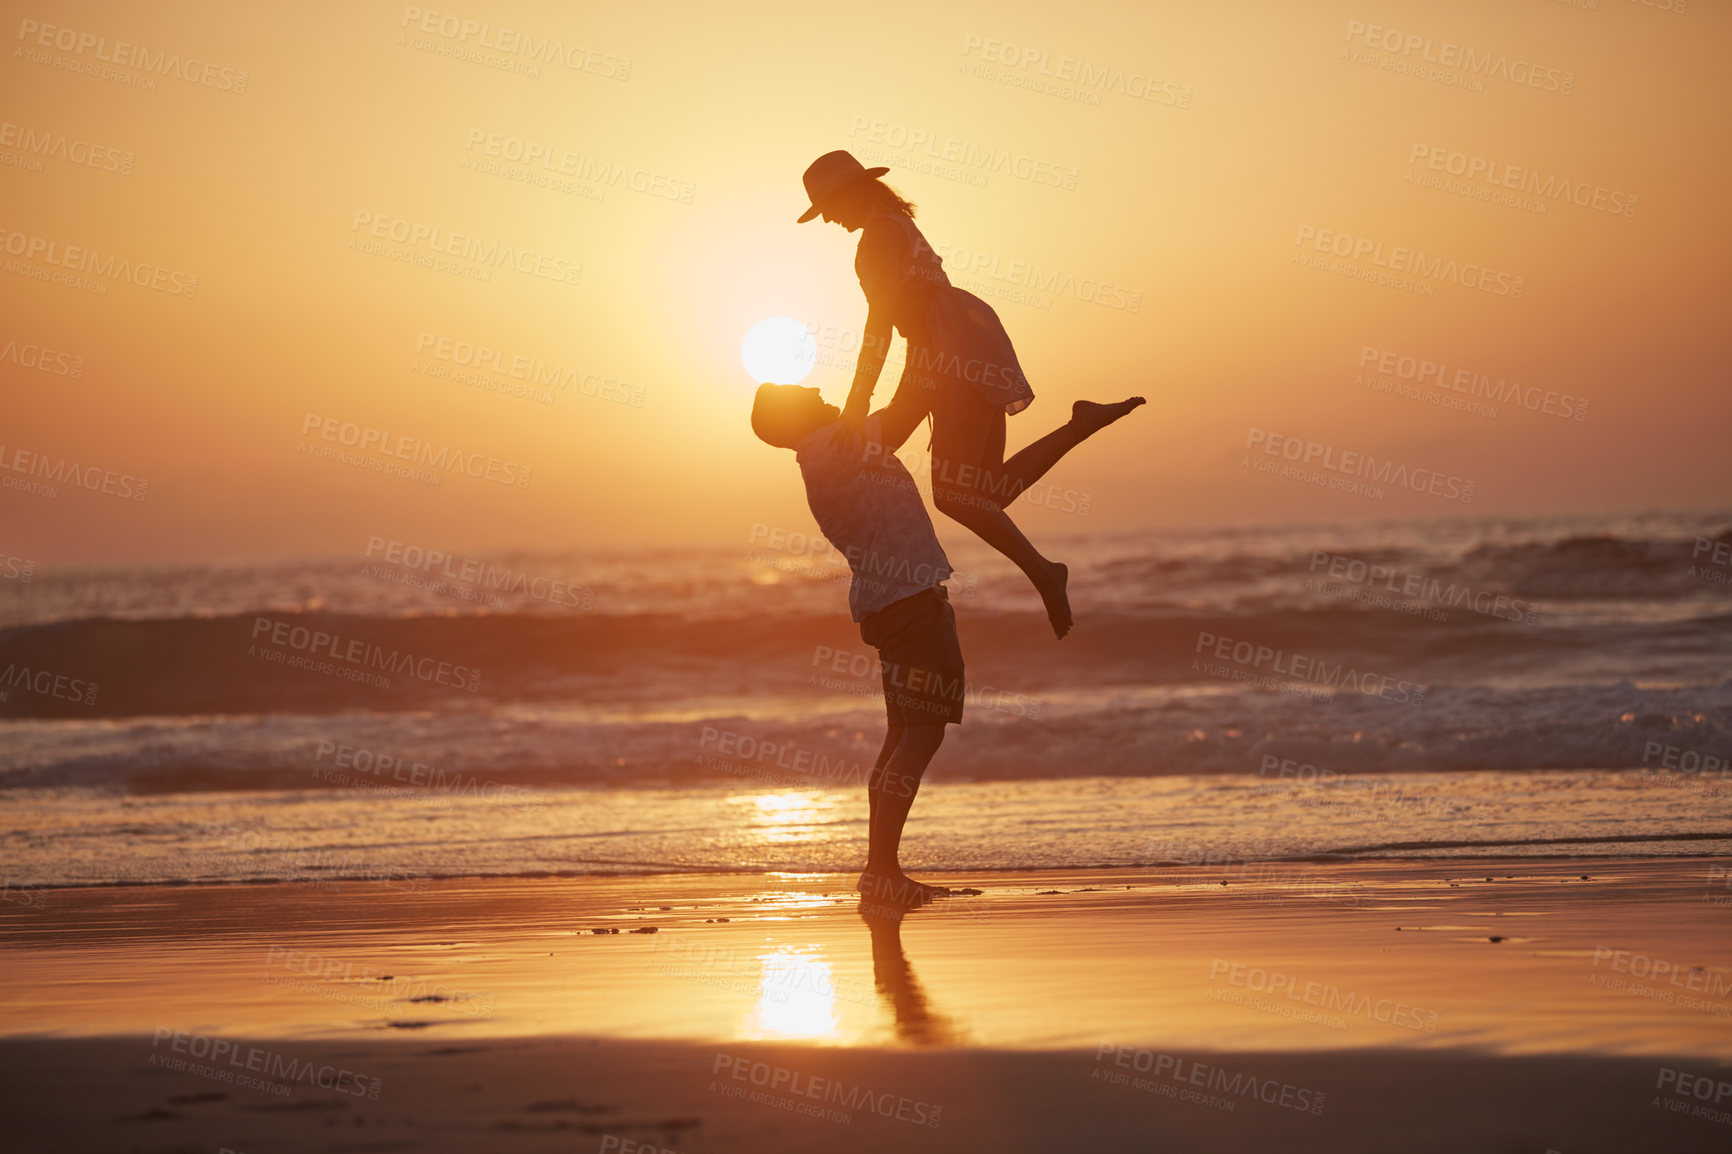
top-left (854, 212), bottom-right (1035, 416)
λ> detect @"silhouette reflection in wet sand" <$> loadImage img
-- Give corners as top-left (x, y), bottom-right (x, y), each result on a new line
top-left (859, 905), bottom-right (960, 1046)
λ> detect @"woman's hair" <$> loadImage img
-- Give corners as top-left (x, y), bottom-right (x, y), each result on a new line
top-left (857, 177), bottom-right (916, 218)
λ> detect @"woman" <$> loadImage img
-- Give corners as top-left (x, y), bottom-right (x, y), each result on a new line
top-left (798, 150), bottom-right (1143, 639)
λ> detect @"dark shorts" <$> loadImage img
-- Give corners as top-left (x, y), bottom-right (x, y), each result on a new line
top-left (859, 585), bottom-right (966, 727)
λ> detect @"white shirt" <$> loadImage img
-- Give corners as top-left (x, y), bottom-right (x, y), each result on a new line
top-left (794, 415), bottom-right (953, 622)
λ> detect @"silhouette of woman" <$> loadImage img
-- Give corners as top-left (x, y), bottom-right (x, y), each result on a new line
top-left (799, 150), bottom-right (1143, 638)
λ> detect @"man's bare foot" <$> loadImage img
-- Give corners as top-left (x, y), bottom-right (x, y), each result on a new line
top-left (1072, 396), bottom-right (1146, 435)
top-left (857, 870), bottom-right (950, 909)
top-left (910, 878), bottom-right (951, 902)
top-left (1036, 560), bottom-right (1071, 639)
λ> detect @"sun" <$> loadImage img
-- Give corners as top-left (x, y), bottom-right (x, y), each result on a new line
top-left (741, 317), bottom-right (817, 385)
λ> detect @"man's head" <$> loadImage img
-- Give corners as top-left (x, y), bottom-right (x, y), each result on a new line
top-left (751, 384), bottom-right (839, 449)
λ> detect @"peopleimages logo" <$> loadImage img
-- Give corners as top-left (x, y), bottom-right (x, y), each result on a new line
top-left (847, 116), bottom-right (1079, 190)
top-left (399, 7), bottom-right (631, 80)
top-left (1244, 428), bottom-right (1475, 504)
top-left (1654, 1066), bottom-right (1732, 1128)
top-left (1094, 1044), bottom-right (1326, 1114)
top-left (1294, 226), bottom-right (1523, 298)
top-left (0, 336), bottom-right (85, 377)
top-left (0, 225), bottom-right (198, 296)
top-left (0, 120), bottom-right (134, 174)
top-left (960, 33), bottom-right (1193, 108)
top-left (811, 644), bottom-right (1044, 719)
top-left (413, 332), bottom-right (644, 407)
top-left (1195, 630), bottom-right (1425, 706)
top-left (15, 18), bottom-right (251, 92)
top-left (1308, 550), bottom-right (1538, 623)
top-left (1208, 959), bottom-right (1440, 1032)
top-left (149, 1028), bottom-right (380, 1098)
top-left (914, 236), bottom-right (1143, 312)
top-left (0, 551), bottom-right (34, 583)
top-left (697, 726), bottom-right (872, 788)
top-left (312, 740), bottom-right (540, 807)
top-left (0, 662), bottom-right (99, 705)
top-left (299, 413), bottom-right (533, 489)
top-left (349, 211), bottom-right (582, 286)
top-left (1342, 20), bottom-right (1574, 95)
top-left (711, 1052), bottom-right (943, 1128)
top-left (1641, 741), bottom-right (1727, 779)
top-left (0, 443), bottom-right (148, 501)
top-left (364, 536), bottom-right (592, 608)
top-left (1406, 144), bottom-right (1636, 219)
top-left (463, 130), bottom-right (693, 203)
top-left (1357, 345), bottom-right (1587, 422)
top-left (249, 616), bottom-right (482, 692)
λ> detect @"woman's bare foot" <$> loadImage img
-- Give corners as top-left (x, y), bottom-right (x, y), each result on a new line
top-left (1072, 396), bottom-right (1146, 435)
top-left (1036, 560), bottom-right (1071, 639)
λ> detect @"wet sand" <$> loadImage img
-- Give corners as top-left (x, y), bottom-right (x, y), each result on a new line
top-left (6, 1034), bottom-right (1731, 1153)
top-left (2, 857), bottom-right (1729, 1151)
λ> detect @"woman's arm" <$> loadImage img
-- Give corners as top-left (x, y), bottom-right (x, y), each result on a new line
top-left (842, 305), bottom-right (893, 423)
top-left (833, 220), bottom-right (905, 447)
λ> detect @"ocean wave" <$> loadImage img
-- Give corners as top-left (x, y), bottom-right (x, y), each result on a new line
top-left (3, 679), bottom-right (1727, 791)
top-left (4, 599), bottom-right (1730, 721)
top-left (1451, 528), bottom-right (1732, 599)
top-left (1, 512), bottom-right (1726, 633)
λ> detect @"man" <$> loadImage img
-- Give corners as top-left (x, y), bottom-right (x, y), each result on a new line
top-left (752, 382), bottom-right (1139, 910)
top-left (752, 382), bottom-right (961, 910)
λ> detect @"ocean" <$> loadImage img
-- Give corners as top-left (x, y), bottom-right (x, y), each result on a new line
top-left (2, 510), bottom-right (1728, 887)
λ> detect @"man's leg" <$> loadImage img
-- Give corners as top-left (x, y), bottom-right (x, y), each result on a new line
top-left (860, 722), bottom-right (946, 903)
top-left (865, 722), bottom-right (904, 850)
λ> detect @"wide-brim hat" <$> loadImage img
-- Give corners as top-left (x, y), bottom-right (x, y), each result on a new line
top-left (797, 150), bottom-right (889, 223)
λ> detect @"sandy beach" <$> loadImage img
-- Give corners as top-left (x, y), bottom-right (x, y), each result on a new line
top-left (5, 0), bottom-right (1728, 1149)
top-left (4, 857), bottom-right (1729, 1152)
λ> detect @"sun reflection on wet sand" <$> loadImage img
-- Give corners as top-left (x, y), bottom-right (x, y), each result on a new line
top-left (747, 948), bottom-right (840, 1040)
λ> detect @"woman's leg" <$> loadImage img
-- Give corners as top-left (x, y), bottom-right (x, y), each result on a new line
top-left (1000, 398), bottom-right (1148, 493)
top-left (928, 386), bottom-right (1074, 638)
top-left (929, 386), bottom-right (1148, 505)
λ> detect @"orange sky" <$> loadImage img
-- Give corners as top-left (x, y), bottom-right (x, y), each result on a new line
top-left (2, 0), bottom-right (1727, 564)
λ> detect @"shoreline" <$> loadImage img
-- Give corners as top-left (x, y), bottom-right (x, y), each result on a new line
top-left (4, 839), bottom-right (1731, 894)
top-left (6, 768), bottom-right (1729, 892)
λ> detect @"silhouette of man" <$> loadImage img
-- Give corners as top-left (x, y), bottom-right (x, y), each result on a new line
top-left (863, 909), bottom-right (959, 1043)
top-left (752, 383), bottom-right (962, 909)
top-left (752, 382), bottom-right (1130, 909)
